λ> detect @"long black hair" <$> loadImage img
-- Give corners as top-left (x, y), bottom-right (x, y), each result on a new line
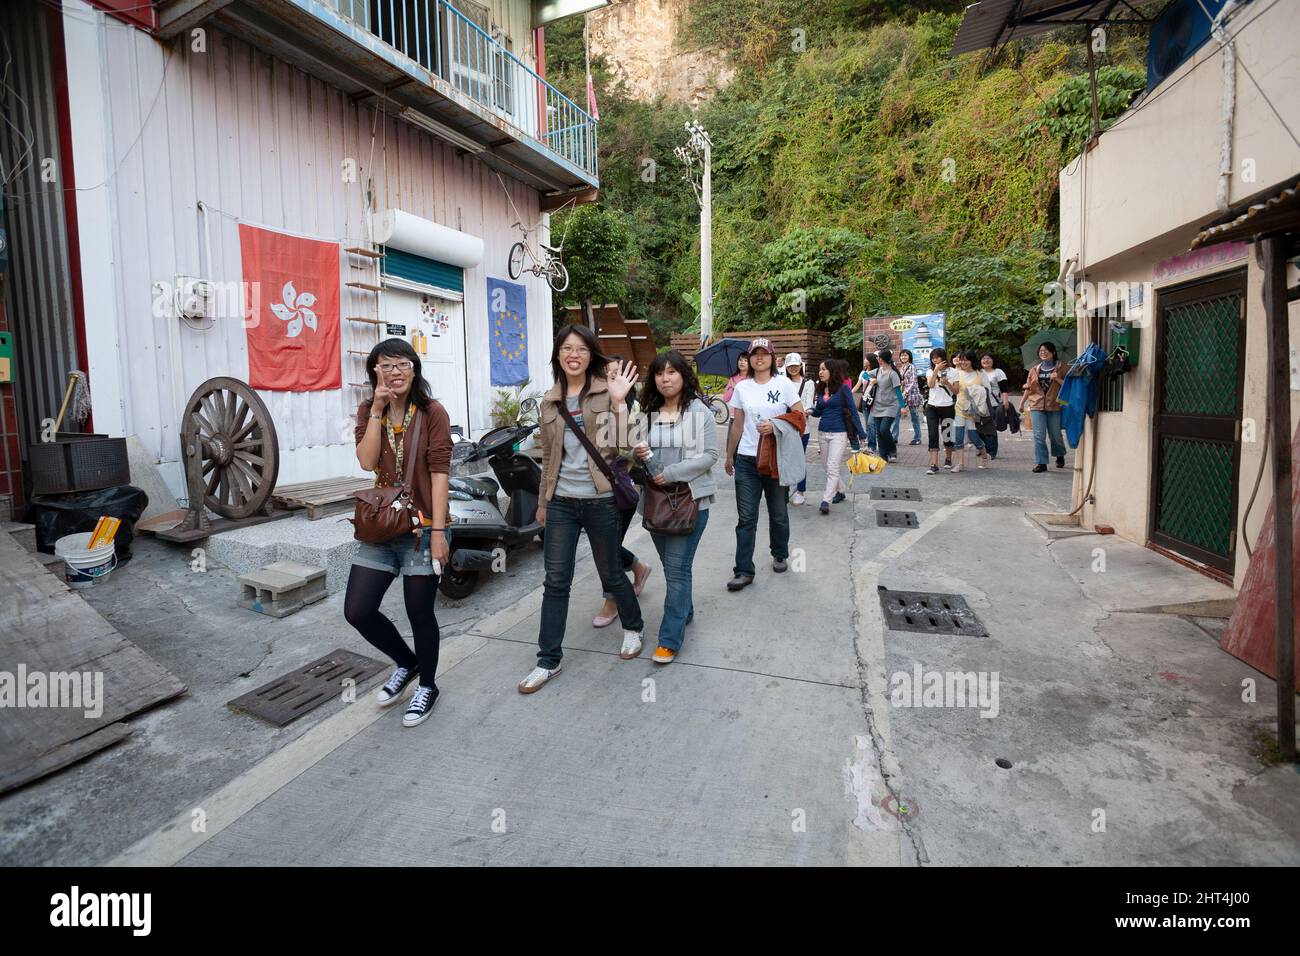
top-left (550, 323), bottom-right (611, 398)
top-left (365, 338), bottom-right (433, 412)
top-left (639, 350), bottom-right (704, 415)
top-left (820, 358), bottom-right (849, 400)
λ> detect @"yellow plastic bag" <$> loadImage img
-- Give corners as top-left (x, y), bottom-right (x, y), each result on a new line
top-left (846, 450), bottom-right (886, 490)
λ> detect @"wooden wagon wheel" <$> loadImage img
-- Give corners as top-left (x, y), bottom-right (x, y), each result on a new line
top-left (181, 376), bottom-right (279, 520)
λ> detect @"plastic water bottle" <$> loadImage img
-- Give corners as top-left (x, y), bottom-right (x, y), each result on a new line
top-left (643, 447), bottom-right (664, 478)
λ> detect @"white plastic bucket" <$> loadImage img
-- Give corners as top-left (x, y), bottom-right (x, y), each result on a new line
top-left (54, 532), bottom-right (118, 589)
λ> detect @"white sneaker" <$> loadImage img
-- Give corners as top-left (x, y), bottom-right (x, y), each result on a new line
top-left (517, 664), bottom-right (562, 694)
top-left (791, 492), bottom-right (805, 506)
top-left (620, 630), bottom-right (644, 660)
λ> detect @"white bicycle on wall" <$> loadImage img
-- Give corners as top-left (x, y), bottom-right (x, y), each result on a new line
top-left (507, 219), bottom-right (570, 293)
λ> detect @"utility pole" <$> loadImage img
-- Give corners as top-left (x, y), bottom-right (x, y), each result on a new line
top-left (676, 120), bottom-right (713, 346)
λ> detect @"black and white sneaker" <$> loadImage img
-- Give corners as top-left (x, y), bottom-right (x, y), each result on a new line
top-left (376, 666), bottom-right (419, 708)
top-left (402, 684), bottom-right (439, 727)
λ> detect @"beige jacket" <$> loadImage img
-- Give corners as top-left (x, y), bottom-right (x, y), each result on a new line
top-left (537, 374), bottom-right (633, 504)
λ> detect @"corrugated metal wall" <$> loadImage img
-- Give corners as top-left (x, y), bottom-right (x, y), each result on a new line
top-left (79, 13), bottom-right (552, 487)
top-left (0, 0), bottom-right (83, 456)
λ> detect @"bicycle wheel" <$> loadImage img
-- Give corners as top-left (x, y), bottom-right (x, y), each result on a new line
top-left (548, 259), bottom-right (570, 293)
top-left (709, 396), bottom-right (730, 425)
top-left (508, 242), bottom-right (526, 281)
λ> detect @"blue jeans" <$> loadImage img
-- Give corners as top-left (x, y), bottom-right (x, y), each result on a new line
top-left (602, 504), bottom-right (639, 600)
top-left (890, 413), bottom-right (900, 441)
top-left (906, 406), bottom-right (922, 442)
top-left (797, 433), bottom-right (810, 493)
top-left (538, 496), bottom-right (643, 668)
top-left (650, 508), bottom-right (710, 651)
top-left (953, 425), bottom-right (986, 452)
top-left (1031, 409), bottom-right (1065, 465)
top-left (733, 454), bottom-right (789, 577)
top-left (866, 416), bottom-right (878, 452)
top-left (874, 415), bottom-right (897, 458)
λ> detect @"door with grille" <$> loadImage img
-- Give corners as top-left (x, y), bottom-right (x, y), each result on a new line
top-left (1149, 271), bottom-right (1246, 574)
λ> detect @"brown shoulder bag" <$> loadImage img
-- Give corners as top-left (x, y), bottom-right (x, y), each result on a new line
top-left (351, 408), bottom-right (424, 544)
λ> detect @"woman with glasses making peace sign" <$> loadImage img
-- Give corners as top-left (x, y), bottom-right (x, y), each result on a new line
top-left (347, 339), bottom-right (453, 728)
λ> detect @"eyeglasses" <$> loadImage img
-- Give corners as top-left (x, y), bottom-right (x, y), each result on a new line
top-left (377, 361), bottom-right (414, 373)
top-left (559, 346), bottom-right (591, 356)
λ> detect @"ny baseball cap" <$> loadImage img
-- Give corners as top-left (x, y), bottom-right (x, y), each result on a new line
top-left (747, 337), bottom-right (774, 355)
top-left (784, 352), bottom-right (802, 367)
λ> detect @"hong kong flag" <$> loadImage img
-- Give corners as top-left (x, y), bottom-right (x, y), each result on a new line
top-left (240, 223), bottom-right (341, 391)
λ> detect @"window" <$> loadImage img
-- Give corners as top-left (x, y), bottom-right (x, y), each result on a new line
top-left (1089, 302), bottom-right (1125, 413)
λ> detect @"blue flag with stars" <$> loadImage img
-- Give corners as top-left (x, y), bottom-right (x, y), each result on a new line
top-left (488, 277), bottom-right (528, 386)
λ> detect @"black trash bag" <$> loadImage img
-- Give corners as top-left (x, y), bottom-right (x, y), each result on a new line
top-left (27, 484), bottom-right (150, 563)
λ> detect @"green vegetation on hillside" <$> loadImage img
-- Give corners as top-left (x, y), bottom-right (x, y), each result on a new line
top-left (546, 3), bottom-right (1145, 371)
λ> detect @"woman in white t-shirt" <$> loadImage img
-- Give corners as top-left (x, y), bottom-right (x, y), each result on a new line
top-left (725, 339), bottom-right (802, 591)
top-left (924, 347), bottom-right (958, 475)
top-left (784, 352), bottom-right (816, 506)
top-left (980, 352), bottom-right (1009, 461)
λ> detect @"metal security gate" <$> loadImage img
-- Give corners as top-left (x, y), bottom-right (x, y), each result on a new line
top-left (1149, 271), bottom-right (1246, 574)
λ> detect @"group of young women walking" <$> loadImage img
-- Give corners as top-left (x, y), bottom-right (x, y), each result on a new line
top-left (342, 330), bottom-right (1069, 725)
top-left (345, 328), bottom-right (805, 720)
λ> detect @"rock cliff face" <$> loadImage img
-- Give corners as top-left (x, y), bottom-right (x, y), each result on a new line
top-left (586, 0), bottom-right (733, 106)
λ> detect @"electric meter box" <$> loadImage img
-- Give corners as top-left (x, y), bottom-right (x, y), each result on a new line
top-left (1109, 320), bottom-right (1140, 368)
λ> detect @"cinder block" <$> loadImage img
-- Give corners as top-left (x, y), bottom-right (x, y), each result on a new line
top-left (237, 560), bottom-right (327, 619)
top-left (1, 520), bottom-right (37, 553)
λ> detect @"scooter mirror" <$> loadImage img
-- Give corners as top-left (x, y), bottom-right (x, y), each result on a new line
top-left (519, 398), bottom-right (539, 422)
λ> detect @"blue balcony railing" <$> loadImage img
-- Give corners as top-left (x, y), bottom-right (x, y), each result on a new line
top-left (324, 0), bottom-right (598, 181)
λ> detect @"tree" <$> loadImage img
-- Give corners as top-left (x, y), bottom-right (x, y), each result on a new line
top-left (552, 204), bottom-right (633, 323)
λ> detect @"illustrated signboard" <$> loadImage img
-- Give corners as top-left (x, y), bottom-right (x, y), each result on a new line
top-left (872, 313), bottom-right (946, 375)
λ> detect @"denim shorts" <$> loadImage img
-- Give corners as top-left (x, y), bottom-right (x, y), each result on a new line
top-left (353, 527), bottom-right (449, 577)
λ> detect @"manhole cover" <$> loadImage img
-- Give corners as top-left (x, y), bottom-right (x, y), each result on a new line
top-left (877, 588), bottom-right (988, 636)
top-left (871, 487), bottom-right (921, 501)
top-left (876, 510), bottom-right (919, 528)
top-left (228, 648), bottom-right (387, 727)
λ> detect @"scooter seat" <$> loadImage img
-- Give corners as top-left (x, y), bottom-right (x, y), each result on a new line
top-left (450, 475), bottom-right (500, 498)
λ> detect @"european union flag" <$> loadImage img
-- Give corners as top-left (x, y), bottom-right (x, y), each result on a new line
top-left (488, 277), bottom-right (529, 386)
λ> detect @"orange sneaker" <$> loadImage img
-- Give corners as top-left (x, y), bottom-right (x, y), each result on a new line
top-left (653, 647), bottom-right (676, 664)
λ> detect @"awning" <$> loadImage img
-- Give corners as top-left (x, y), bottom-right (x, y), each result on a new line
top-left (1191, 175), bottom-right (1300, 249)
top-left (370, 209), bottom-right (484, 270)
top-left (950, 0), bottom-right (1167, 55)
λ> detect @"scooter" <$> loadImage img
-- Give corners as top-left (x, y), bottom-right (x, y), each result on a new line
top-left (441, 399), bottom-right (543, 599)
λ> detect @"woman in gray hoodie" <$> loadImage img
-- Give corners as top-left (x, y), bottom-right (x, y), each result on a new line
top-left (633, 351), bottom-right (720, 663)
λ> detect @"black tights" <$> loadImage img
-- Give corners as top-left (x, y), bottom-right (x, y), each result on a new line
top-left (343, 566), bottom-right (441, 684)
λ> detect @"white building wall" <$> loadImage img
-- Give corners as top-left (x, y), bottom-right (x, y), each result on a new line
top-left (63, 0), bottom-right (556, 496)
top-left (1057, 0), bottom-right (1300, 587)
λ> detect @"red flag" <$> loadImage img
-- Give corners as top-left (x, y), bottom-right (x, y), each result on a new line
top-left (587, 73), bottom-right (599, 121)
top-left (239, 223), bottom-right (341, 391)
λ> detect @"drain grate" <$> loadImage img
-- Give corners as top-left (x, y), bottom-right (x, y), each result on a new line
top-left (876, 510), bottom-right (919, 528)
top-left (228, 648), bottom-right (387, 727)
top-left (871, 487), bottom-right (921, 501)
top-left (877, 588), bottom-right (988, 636)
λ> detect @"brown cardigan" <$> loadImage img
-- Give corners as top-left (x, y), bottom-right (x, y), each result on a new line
top-left (537, 374), bottom-right (632, 504)
top-left (1021, 361), bottom-right (1067, 412)
top-left (354, 398), bottom-right (453, 525)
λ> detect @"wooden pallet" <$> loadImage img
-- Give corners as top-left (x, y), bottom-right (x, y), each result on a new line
top-left (0, 531), bottom-right (186, 793)
top-left (272, 477), bottom-right (374, 520)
